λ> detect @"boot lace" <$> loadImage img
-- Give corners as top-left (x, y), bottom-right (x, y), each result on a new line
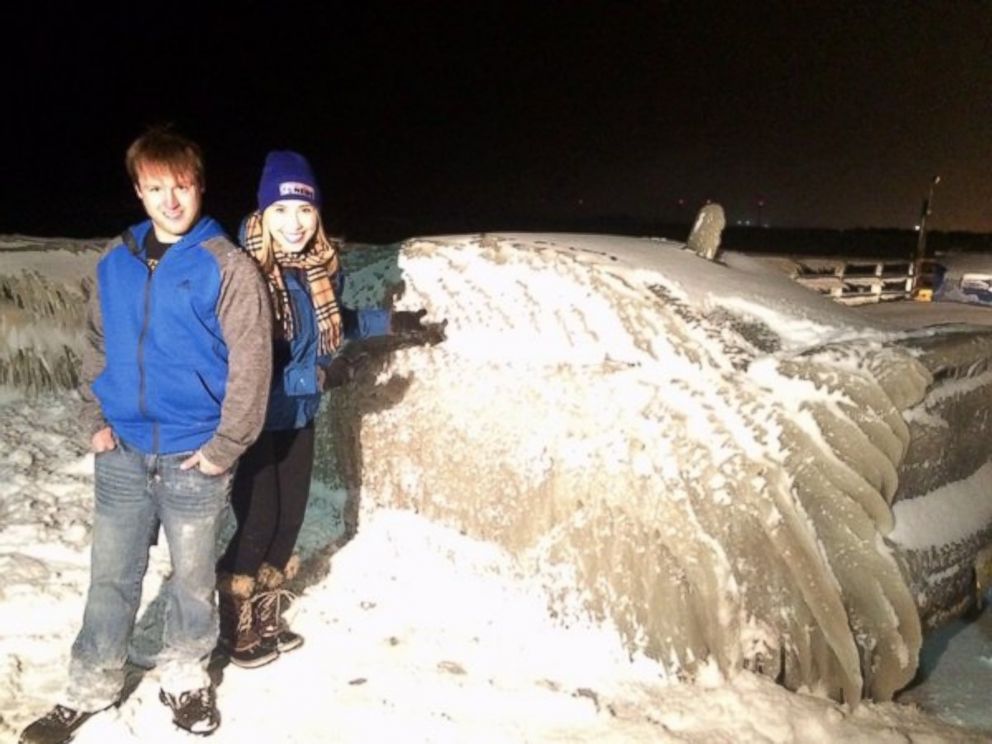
top-left (254, 587), bottom-right (297, 627)
top-left (181, 687), bottom-right (213, 710)
top-left (236, 594), bottom-right (255, 634)
top-left (47, 704), bottom-right (84, 725)
top-left (159, 685), bottom-right (218, 733)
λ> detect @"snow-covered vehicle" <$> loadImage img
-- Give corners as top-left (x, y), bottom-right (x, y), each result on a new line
top-left (321, 232), bottom-right (992, 703)
top-left (933, 252), bottom-right (992, 306)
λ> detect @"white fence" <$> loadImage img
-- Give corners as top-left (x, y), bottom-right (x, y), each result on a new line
top-left (753, 256), bottom-right (924, 305)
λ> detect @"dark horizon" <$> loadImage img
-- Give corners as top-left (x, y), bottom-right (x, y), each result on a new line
top-left (2, 2), bottom-right (989, 241)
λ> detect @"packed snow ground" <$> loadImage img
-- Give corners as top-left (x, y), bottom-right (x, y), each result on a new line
top-left (0, 388), bottom-right (989, 744)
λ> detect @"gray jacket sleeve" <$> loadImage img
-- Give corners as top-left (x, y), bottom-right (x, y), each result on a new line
top-left (78, 244), bottom-right (113, 437)
top-left (200, 238), bottom-right (273, 470)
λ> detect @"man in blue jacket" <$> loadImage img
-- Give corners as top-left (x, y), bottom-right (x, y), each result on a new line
top-left (21, 127), bottom-right (273, 743)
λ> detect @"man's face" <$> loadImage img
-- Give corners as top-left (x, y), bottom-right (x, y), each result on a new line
top-left (133, 166), bottom-right (203, 243)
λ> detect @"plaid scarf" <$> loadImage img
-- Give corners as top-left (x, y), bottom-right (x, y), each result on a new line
top-left (241, 210), bottom-right (342, 355)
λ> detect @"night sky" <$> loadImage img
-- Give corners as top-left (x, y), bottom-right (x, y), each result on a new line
top-left (2, 1), bottom-right (990, 241)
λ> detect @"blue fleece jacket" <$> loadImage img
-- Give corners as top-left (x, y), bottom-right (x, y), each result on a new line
top-left (87, 218), bottom-right (273, 466)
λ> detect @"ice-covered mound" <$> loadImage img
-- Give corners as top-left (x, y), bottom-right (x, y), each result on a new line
top-left (0, 236), bottom-right (102, 392)
top-left (316, 233), bottom-right (992, 703)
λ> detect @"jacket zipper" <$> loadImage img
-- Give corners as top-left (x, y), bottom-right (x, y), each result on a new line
top-left (137, 264), bottom-right (158, 453)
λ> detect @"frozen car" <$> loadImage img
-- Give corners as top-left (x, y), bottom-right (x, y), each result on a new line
top-left (320, 232), bottom-right (992, 703)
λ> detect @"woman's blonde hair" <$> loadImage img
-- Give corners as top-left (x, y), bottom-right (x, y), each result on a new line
top-left (257, 208), bottom-right (342, 274)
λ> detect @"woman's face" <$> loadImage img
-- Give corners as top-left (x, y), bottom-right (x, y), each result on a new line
top-left (266, 199), bottom-right (318, 253)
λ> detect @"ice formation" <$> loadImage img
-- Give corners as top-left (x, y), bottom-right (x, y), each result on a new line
top-left (3, 231), bottom-right (991, 704)
top-left (0, 237), bottom-right (100, 392)
top-left (314, 233), bottom-right (992, 703)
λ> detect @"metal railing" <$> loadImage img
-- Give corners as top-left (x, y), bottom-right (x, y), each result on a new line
top-left (754, 256), bottom-right (939, 305)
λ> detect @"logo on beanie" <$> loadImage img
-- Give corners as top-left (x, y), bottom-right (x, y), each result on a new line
top-left (279, 182), bottom-right (316, 200)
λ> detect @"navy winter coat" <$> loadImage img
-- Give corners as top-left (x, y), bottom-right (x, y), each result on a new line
top-left (265, 268), bottom-right (389, 430)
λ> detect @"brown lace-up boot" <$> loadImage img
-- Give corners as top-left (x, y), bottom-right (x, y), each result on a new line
top-left (217, 573), bottom-right (278, 668)
top-left (254, 557), bottom-right (304, 654)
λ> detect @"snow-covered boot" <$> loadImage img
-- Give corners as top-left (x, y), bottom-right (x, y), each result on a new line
top-left (158, 685), bottom-right (220, 735)
top-left (217, 573), bottom-right (278, 668)
top-left (19, 704), bottom-right (97, 744)
top-left (255, 557), bottom-right (304, 653)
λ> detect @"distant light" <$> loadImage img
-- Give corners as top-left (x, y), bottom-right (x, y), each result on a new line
top-left (914, 224), bottom-right (921, 231)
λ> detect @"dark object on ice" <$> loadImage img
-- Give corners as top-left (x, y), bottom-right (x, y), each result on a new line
top-left (356, 309), bottom-right (448, 354)
top-left (19, 703), bottom-right (96, 744)
top-left (320, 351), bottom-right (365, 390)
top-left (391, 308), bottom-right (446, 340)
top-left (686, 203), bottom-right (725, 261)
top-left (390, 309), bottom-right (448, 349)
top-left (321, 312), bottom-right (447, 390)
top-left (158, 686), bottom-right (220, 735)
top-left (932, 252), bottom-right (992, 306)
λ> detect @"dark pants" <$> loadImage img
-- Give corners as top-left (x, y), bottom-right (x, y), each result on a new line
top-left (218, 424), bottom-right (315, 577)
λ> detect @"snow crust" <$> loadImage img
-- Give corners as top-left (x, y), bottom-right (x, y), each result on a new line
top-left (1, 392), bottom-right (987, 743)
top-left (890, 463), bottom-right (992, 551)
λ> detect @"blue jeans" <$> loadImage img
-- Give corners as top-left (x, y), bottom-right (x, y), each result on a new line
top-left (65, 440), bottom-right (232, 711)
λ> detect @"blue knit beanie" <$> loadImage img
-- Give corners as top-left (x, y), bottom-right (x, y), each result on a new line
top-left (257, 150), bottom-right (321, 212)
